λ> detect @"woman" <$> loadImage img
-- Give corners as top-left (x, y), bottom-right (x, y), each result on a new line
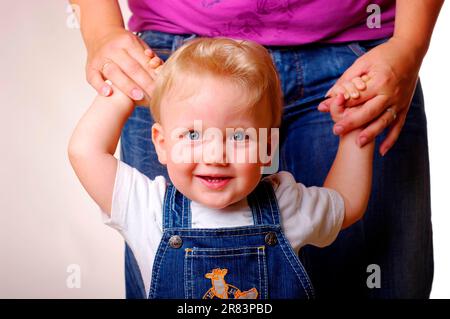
top-left (71, 0), bottom-right (443, 298)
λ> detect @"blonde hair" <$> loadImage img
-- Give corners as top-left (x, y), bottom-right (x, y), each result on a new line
top-left (150, 37), bottom-right (283, 128)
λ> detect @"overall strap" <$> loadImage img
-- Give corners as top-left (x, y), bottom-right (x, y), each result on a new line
top-left (162, 184), bottom-right (192, 230)
top-left (247, 179), bottom-right (281, 226)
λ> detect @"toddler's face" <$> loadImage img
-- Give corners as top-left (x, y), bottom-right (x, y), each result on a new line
top-left (152, 75), bottom-right (274, 209)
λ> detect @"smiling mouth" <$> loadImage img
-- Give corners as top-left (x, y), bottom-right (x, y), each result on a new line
top-left (195, 175), bottom-right (232, 189)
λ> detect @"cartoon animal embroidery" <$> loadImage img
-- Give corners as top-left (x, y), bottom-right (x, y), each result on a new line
top-left (203, 268), bottom-right (258, 299)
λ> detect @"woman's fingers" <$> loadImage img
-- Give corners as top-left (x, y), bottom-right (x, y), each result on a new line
top-left (357, 106), bottom-right (398, 147)
top-left (101, 60), bottom-right (145, 101)
top-left (333, 94), bottom-right (389, 135)
top-left (109, 49), bottom-right (156, 99)
top-left (378, 109), bottom-right (407, 156)
top-left (86, 67), bottom-right (111, 96)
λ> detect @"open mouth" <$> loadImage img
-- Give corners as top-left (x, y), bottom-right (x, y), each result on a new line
top-left (195, 175), bottom-right (232, 189)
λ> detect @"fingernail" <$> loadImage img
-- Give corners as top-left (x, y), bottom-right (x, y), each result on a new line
top-left (351, 91), bottom-right (359, 99)
top-left (334, 125), bottom-right (344, 135)
top-left (359, 136), bottom-right (368, 147)
top-left (344, 92), bottom-right (350, 100)
top-left (101, 85), bottom-right (111, 96)
top-left (381, 147), bottom-right (389, 157)
top-left (144, 49), bottom-right (153, 57)
top-left (131, 89), bottom-right (144, 100)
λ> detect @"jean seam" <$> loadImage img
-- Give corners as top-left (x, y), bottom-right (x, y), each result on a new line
top-left (257, 247), bottom-right (262, 299)
top-left (189, 246), bottom-right (266, 252)
top-left (186, 253), bottom-right (261, 258)
top-left (170, 186), bottom-right (175, 227)
top-left (184, 249), bottom-right (192, 298)
top-left (164, 231), bottom-right (277, 238)
top-left (149, 239), bottom-right (170, 298)
top-left (259, 246), bottom-right (268, 299)
top-left (277, 235), bottom-right (311, 299)
top-left (263, 181), bottom-right (278, 224)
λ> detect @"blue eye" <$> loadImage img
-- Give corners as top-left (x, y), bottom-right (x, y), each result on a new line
top-left (187, 130), bottom-right (200, 141)
top-left (232, 131), bottom-right (248, 141)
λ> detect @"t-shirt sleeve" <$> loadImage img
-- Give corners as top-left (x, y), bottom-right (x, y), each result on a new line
top-left (265, 171), bottom-right (345, 252)
top-left (100, 159), bottom-right (166, 242)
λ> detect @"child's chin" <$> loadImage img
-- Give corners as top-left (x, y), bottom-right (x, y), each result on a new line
top-left (196, 196), bottom-right (233, 210)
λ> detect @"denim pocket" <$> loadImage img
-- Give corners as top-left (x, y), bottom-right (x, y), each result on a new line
top-left (184, 246), bottom-right (268, 299)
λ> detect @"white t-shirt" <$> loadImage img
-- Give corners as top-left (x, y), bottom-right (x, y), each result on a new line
top-left (102, 160), bottom-right (345, 297)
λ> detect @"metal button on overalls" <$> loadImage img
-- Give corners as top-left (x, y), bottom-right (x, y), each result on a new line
top-left (169, 235), bottom-right (182, 248)
top-left (265, 231), bottom-right (277, 246)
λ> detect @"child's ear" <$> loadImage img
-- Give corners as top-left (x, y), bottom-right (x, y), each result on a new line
top-left (152, 123), bottom-right (167, 164)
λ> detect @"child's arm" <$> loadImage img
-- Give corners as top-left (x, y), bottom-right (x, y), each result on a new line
top-left (68, 89), bottom-right (135, 216)
top-left (323, 95), bottom-right (375, 229)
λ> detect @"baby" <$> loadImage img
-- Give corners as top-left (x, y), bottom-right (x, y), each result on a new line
top-left (68, 38), bottom-right (374, 299)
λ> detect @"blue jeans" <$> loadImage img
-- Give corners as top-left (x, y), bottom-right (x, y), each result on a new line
top-left (121, 30), bottom-right (433, 298)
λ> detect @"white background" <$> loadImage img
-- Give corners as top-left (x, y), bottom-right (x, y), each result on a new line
top-left (0, 1), bottom-right (448, 298)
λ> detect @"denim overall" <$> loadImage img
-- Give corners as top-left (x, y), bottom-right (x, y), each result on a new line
top-left (130, 179), bottom-right (314, 299)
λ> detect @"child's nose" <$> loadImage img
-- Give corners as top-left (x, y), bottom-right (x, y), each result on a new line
top-left (202, 139), bottom-right (227, 165)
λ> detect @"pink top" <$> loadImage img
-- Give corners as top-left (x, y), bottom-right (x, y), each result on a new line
top-left (127, 0), bottom-right (395, 46)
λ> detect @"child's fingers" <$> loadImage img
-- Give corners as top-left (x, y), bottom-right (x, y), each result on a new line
top-left (352, 77), bottom-right (366, 91)
top-left (342, 81), bottom-right (360, 99)
top-left (325, 74), bottom-right (371, 100)
top-left (148, 56), bottom-right (162, 68)
top-left (325, 84), bottom-right (349, 100)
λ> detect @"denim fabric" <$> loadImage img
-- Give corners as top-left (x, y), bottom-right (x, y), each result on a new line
top-left (121, 30), bottom-right (433, 299)
top-left (148, 179), bottom-right (313, 299)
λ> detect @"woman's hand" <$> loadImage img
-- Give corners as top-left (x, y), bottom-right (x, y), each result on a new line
top-left (86, 27), bottom-right (162, 105)
top-left (319, 37), bottom-right (425, 155)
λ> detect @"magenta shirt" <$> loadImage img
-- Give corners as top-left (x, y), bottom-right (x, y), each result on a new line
top-left (127, 0), bottom-right (395, 46)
